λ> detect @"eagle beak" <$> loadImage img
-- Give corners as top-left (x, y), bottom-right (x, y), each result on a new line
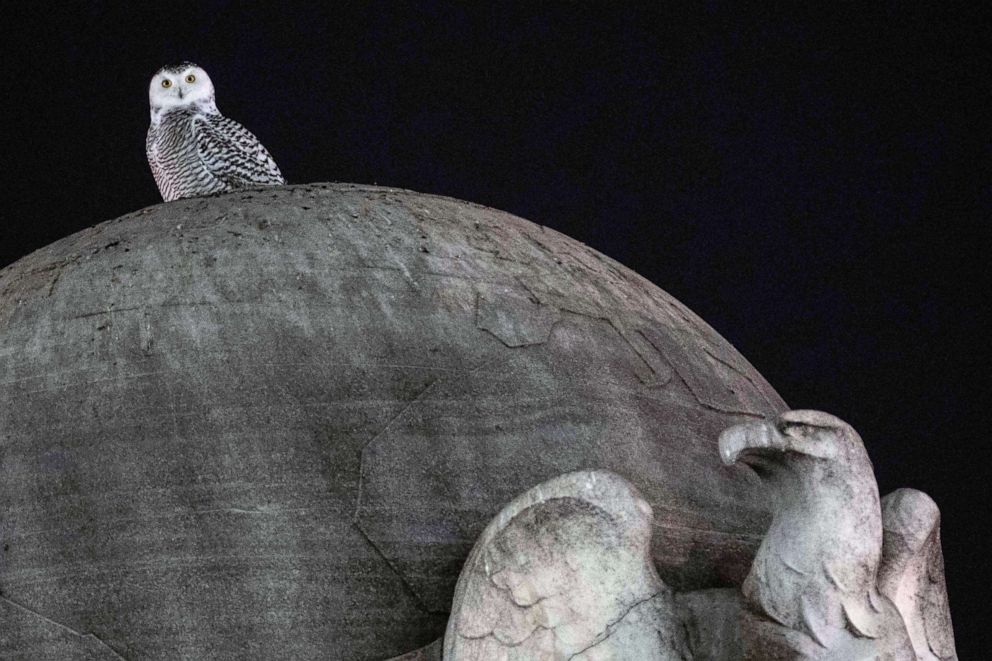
top-left (720, 412), bottom-right (844, 467)
top-left (718, 420), bottom-right (788, 466)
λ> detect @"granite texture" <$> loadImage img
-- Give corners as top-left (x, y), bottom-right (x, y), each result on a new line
top-left (0, 183), bottom-right (785, 659)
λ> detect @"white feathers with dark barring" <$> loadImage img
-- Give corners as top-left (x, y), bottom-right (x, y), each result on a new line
top-left (146, 62), bottom-right (284, 202)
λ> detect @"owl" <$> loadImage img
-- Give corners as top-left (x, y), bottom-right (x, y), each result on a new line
top-left (146, 62), bottom-right (285, 202)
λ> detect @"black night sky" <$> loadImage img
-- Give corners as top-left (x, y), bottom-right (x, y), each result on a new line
top-left (2, 3), bottom-right (988, 653)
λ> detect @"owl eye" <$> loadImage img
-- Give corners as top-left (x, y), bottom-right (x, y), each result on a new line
top-left (185, 74), bottom-right (196, 83)
top-left (161, 79), bottom-right (172, 88)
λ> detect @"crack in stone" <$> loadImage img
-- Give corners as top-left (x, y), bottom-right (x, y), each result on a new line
top-left (508, 278), bottom-right (677, 389)
top-left (353, 376), bottom-right (442, 517)
top-left (474, 290), bottom-right (562, 349)
top-left (0, 593), bottom-right (129, 660)
top-left (460, 523), bottom-right (670, 658)
top-left (348, 354), bottom-right (501, 618)
top-left (456, 586), bottom-right (668, 658)
top-left (637, 328), bottom-right (769, 418)
top-left (349, 521), bottom-right (446, 616)
top-left (565, 590), bottom-right (667, 660)
top-left (192, 506), bottom-right (311, 516)
top-left (457, 621), bottom-right (559, 649)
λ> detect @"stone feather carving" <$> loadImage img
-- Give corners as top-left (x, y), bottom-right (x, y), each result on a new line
top-left (415, 411), bottom-right (959, 661)
top-left (878, 489), bottom-right (957, 660)
top-left (719, 410), bottom-right (915, 659)
top-left (443, 470), bottom-right (690, 660)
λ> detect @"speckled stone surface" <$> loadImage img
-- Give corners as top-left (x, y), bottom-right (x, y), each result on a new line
top-left (0, 184), bottom-right (785, 659)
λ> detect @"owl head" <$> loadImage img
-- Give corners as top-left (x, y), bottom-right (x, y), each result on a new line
top-left (149, 62), bottom-right (217, 119)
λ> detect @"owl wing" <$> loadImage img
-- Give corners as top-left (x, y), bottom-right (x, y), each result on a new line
top-left (443, 470), bottom-right (687, 660)
top-left (193, 114), bottom-right (285, 188)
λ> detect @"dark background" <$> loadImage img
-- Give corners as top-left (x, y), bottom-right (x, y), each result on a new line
top-left (2, 2), bottom-right (988, 654)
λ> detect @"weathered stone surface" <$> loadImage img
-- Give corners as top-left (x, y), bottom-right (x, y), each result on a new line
top-left (879, 489), bottom-right (957, 660)
top-left (386, 639), bottom-right (442, 661)
top-left (719, 411), bottom-right (917, 659)
top-left (444, 470), bottom-right (689, 660)
top-left (0, 183), bottom-right (785, 659)
top-left (442, 411), bottom-right (957, 660)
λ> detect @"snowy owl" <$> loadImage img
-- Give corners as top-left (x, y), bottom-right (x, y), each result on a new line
top-left (146, 62), bottom-right (285, 202)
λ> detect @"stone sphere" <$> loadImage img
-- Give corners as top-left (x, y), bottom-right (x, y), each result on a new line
top-left (0, 184), bottom-right (784, 659)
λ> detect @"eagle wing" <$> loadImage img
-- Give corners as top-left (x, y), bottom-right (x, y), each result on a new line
top-left (443, 470), bottom-right (687, 660)
top-left (879, 489), bottom-right (957, 660)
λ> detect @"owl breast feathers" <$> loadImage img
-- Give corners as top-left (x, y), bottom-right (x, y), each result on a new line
top-left (146, 63), bottom-right (284, 202)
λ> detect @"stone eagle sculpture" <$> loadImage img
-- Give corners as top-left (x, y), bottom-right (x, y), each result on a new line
top-left (443, 470), bottom-right (690, 659)
top-left (878, 489), bottom-right (957, 660)
top-left (421, 410), bottom-right (956, 661)
top-left (718, 411), bottom-right (915, 659)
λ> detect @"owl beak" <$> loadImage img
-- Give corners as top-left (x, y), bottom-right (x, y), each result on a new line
top-left (177, 89), bottom-right (185, 99)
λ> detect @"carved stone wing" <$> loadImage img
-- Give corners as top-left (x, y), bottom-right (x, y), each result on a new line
top-left (443, 470), bottom-right (689, 660)
top-left (879, 489), bottom-right (957, 661)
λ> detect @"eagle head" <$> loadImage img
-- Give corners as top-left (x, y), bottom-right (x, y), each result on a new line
top-left (717, 410), bottom-right (912, 654)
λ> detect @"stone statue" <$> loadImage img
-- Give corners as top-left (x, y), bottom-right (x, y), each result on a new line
top-left (878, 489), bottom-right (957, 660)
top-left (436, 410), bottom-right (955, 660)
top-left (444, 471), bottom-right (689, 659)
top-left (0, 185), bottom-right (956, 659)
